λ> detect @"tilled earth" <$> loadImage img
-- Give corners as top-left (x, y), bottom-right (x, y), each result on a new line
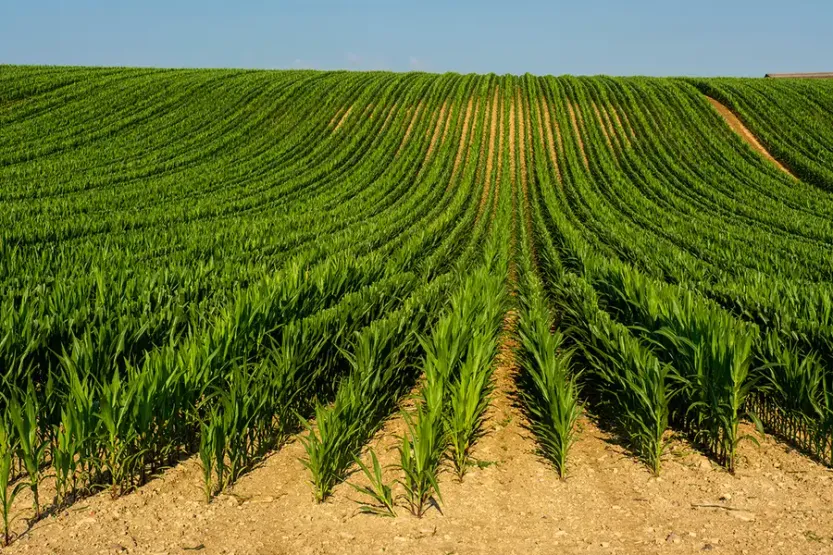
top-left (5, 384), bottom-right (833, 555)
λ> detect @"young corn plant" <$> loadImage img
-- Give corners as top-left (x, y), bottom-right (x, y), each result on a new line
top-left (97, 371), bottom-right (140, 498)
top-left (300, 402), bottom-right (355, 503)
top-left (397, 408), bottom-right (443, 518)
top-left (592, 339), bottom-right (671, 476)
top-left (8, 386), bottom-right (47, 519)
top-left (302, 317), bottom-right (418, 503)
top-left (517, 291), bottom-right (581, 479)
top-left (52, 406), bottom-right (81, 507)
top-left (211, 409), bottom-right (228, 493)
top-left (58, 361), bottom-right (97, 495)
top-left (1, 416), bottom-right (25, 546)
top-left (198, 419), bottom-right (215, 503)
top-left (442, 268), bottom-right (505, 479)
top-left (758, 331), bottom-right (825, 419)
top-left (446, 334), bottom-right (498, 479)
top-left (552, 273), bottom-right (670, 475)
top-left (349, 450), bottom-right (396, 517)
top-left (594, 264), bottom-right (759, 471)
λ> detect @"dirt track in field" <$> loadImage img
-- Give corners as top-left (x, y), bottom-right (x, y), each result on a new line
top-left (490, 87), bottom-right (506, 221)
top-left (705, 97), bottom-right (796, 178)
top-left (516, 87), bottom-right (538, 266)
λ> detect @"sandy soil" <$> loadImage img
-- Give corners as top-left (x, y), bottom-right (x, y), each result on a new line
top-left (705, 97), bottom-right (795, 178)
top-left (618, 106), bottom-right (637, 143)
top-left (539, 95), bottom-right (564, 184)
top-left (6, 388), bottom-right (833, 555)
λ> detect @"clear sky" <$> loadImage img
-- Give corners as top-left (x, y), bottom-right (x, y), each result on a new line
top-left (1, 0), bottom-right (830, 76)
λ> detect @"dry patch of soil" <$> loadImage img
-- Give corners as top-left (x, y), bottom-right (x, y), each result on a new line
top-left (5, 408), bottom-right (833, 555)
top-left (705, 97), bottom-right (795, 178)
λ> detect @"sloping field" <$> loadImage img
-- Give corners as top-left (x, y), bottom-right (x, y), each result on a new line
top-left (2, 67), bottom-right (833, 554)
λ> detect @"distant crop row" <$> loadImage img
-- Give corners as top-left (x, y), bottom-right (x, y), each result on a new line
top-left (1, 66), bottom-right (832, 541)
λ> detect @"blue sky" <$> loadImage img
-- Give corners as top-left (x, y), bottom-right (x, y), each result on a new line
top-left (1, 1), bottom-right (830, 76)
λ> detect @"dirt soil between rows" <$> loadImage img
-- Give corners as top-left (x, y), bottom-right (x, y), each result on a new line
top-left (6, 399), bottom-right (833, 554)
top-left (705, 97), bottom-right (796, 178)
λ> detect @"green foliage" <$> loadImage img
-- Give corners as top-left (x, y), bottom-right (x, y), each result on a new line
top-left (397, 409), bottom-right (444, 517)
top-left (349, 450), bottom-right (396, 517)
top-left (0, 415), bottom-right (25, 546)
top-left (517, 285), bottom-right (582, 478)
top-left (0, 67), bottom-right (832, 541)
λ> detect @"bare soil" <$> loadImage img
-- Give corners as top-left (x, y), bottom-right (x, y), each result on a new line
top-left (7, 398), bottom-right (833, 555)
top-left (539, 95), bottom-right (564, 184)
top-left (440, 104), bottom-right (454, 146)
top-left (618, 106), bottom-right (637, 143)
top-left (705, 97), bottom-right (795, 178)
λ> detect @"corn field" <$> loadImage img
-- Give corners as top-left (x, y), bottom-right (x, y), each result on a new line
top-left (1, 66), bottom-right (833, 542)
